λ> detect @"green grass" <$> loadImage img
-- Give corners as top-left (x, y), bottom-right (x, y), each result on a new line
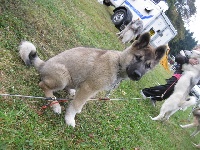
top-left (0, 0), bottom-right (200, 149)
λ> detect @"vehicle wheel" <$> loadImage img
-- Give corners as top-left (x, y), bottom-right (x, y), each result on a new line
top-left (111, 9), bottom-right (127, 26)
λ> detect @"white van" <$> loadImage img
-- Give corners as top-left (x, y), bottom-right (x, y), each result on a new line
top-left (103, 0), bottom-right (177, 47)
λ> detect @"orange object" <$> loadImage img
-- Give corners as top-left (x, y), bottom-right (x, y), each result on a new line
top-left (160, 45), bottom-right (170, 73)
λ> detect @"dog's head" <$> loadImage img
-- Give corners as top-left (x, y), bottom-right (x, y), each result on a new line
top-left (125, 32), bottom-right (166, 81)
top-left (183, 50), bottom-right (192, 57)
top-left (191, 50), bottom-right (200, 58)
top-left (182, 50), bottom-right (200, 59)
top-left (131, 19), bottom-right (143, 33)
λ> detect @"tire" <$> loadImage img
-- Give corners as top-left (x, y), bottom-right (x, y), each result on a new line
top-left (111, 9), bottom-right (127, 26)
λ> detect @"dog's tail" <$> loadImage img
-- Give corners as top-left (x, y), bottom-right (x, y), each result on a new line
top-left (19, 41), bottom-right (44, 70)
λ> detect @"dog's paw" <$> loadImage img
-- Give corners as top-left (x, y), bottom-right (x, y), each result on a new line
top-left (180, 125), bottom-right (184, 128)
top-left (150, 116), bottom-right (159, 121)
top-left (65, 116), bottom-right (76, 127)
top-left (149, 116), bottom-right (154, 120)
top-left (68, 89), bottom-right (76, 99)
top-left (51, 103), bottom-right (61, 114)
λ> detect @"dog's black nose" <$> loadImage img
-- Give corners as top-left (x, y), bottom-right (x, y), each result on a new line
top-left (126, 67), bottom-right (142, 81)
top-left (128, 70), bottom-right (142, 81)
top-left (133, 70), bottom-right (141, 80)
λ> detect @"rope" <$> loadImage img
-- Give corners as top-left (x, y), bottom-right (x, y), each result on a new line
top-left (0, 92), bottom-right (165, 116)
top-left (0, 93), bottom-right (162, 101)
top-left (160, 78), bottom-right (179, 99)
top-left (0, 94), bottom-right (69, 112)
top-left (0, 93), bottom-right (46, 99)
top-left (0, 93), bottom-right (71, 101)
top-left (0, 93), bottom-right (162, 113)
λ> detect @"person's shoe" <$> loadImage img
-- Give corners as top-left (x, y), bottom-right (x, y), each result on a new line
top-left (150, 99), bottom-right (156, 107)
top-left (140, 90), bottom-right (147, 99)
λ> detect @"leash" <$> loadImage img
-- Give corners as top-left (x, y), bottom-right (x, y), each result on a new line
top-left (0, 93), bottom-right (52, 100)
top-left (0, 93), bottom-right (142, 101)
top-left (0, 93), bottom-right (161, 114)
top-left (1, 93), bottom-right (161, 101)
top-left (161, 78), bottom-right (179, 99)
top-left (0, 94), bottom-right (69, 112)
top-left (0, 93), bottom-right (161, 101)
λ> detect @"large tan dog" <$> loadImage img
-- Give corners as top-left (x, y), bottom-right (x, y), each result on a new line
top-left (19, 32), bottom-right (166, 127)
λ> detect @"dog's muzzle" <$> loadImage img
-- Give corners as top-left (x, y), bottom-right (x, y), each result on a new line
top-left (127, 69), bottom-right (142, 81)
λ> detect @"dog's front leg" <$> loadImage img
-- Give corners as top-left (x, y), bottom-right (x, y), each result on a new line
top-left (65, 102), bottom-right (79, 127)
top-left (65, 84), bottom-right (98, 127)
top-left (164, 110), bottom-right (177, 120)
top-left (150, 113), bottom-right (166, 121)
top-left (190, 126), bottom-right (200, 136)
top-left (190, 129), bottom-right (200, 137)
top-left (39, 81), bottom-right (61, 114)
top-left (150, 107), bottom-right (167, 121)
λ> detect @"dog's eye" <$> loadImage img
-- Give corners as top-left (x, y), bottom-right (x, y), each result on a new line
top-left (135, 55), bottom-right (142, 61)
top-left (145, 63), bottom-right (151, 69)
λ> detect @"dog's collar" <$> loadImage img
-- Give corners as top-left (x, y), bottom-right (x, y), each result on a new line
top-left (118, 62), bottom-right (122, 74)
top-left (117, 55), bottom-right (123, 78)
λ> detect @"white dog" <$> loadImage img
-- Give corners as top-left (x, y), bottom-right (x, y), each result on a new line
top-left (151, 50), bottom-right (200, 121)
top-left (116, 19), bottom-right (143, 44)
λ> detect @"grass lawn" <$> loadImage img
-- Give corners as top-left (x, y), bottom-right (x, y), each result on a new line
top-left (0, 0), bottom-right (200, 149)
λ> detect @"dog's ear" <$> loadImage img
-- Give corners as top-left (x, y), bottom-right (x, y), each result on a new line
top-left (133, 32), bottom-right (150, 49)
top-left (154, 45), bottom-right (167, 61)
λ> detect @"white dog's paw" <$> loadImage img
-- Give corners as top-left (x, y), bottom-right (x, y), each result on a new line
top-left (65, 116), bottom-right (76, 127)
top-left (149, 114), bottom-right (165, 121)
top-left (149, 116), bottom-right (154, 120)
top-left (150, 116), bottom-right (159, 121)
top-left (51, 103), bottom-right (61, 114)
top-left (180, 125), bottom-right (184, 128)
top-left (68, 89), bottom-right (76, 99)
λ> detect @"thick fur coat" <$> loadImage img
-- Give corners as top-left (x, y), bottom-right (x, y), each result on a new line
top-left (19, 32), bottom-right (166, 127)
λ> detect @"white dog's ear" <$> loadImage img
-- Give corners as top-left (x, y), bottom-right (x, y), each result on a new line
top-left (132, 32), bottom-right (150, 49)
top-left (154, 45), bottom-right (167, 61)
top-left (180, 50), bottom-right (186, 56)
top-left (192, 50), bottom-right (200, 55)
